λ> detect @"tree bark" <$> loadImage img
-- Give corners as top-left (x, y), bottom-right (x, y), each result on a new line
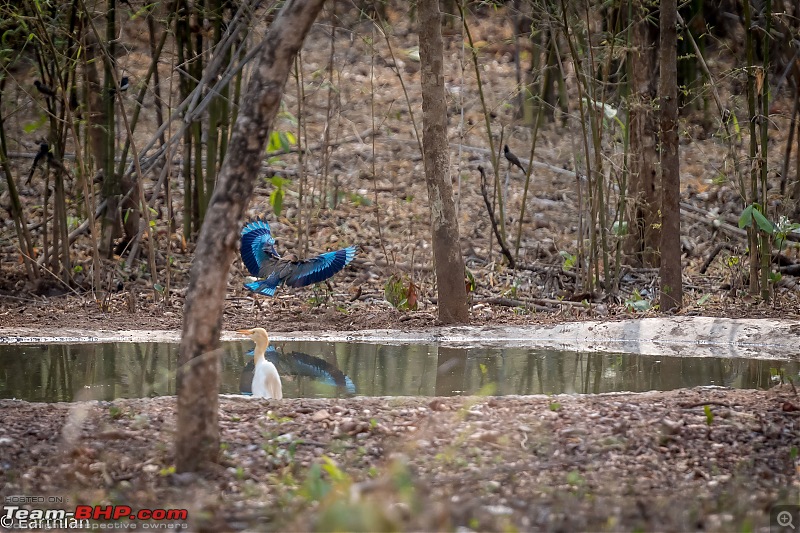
top-left (626, 2), bottom-right (660, 267)
top-left (659, 0), bottom-right (683, 310)
top-left (99, 0), bottom-right (120, 258)
top-left (176, 0), bottom-right (326, 473)
top-left (418, 0), bottom-right (469, 324)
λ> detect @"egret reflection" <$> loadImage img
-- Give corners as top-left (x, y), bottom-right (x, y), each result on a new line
top-left (240, 346), bottom-right (357, 396)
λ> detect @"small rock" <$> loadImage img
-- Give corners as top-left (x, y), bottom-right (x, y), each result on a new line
top-left (559, 427), bottom-right (587, 437)
top-left (97, 429), bottom-right (135, 440)
top-left (311, 410), bottom-right (330, 422)
top-left (469, 430), bottom-right (500, 443)
top-left (484, 504), bottom-right (513, 516)
top-left (142, 464), bottom-right (159, 474)
top-left (660, 418), bottom-right (684, 435)
top-left (169, 472), bottom-right (197, 486)
top-left (131, 414), bottom-right (150, 430)
top-left (274, 433), bottom-right (295, 443)
top-left (429, 399), bottom-right (447, 411)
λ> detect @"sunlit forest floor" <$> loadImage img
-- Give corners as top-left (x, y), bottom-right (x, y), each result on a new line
top-left (1, 4), bottom-right (800, 531)
top-left (2, 4), bottom-right (800, 329)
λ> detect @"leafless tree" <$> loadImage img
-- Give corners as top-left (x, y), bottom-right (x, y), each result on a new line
top-left (627, 2), bottom-right (660, 267)
top-left (175, 0), bottom-right (327, 472)
top-left (418, 0), bottom-right (469, 324)
top-left (659, 0), bottom-right (682, 310)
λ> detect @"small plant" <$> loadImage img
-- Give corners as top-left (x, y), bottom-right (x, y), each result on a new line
top-left (266, 129), bottom-right (296, 154)
top-left (738, 203), bottom-right (774, 235)
top-left (266, 176), bottom-right (291, 216)
top-left (384, 274), bottom-right (418, 311)
top-left (624, 290), bottom-right (651, 312)
top-left (308, 284), bottom-right (332, 307)
top-left (465, 268), bottom-right (477, 293)
top-left (566, 470), bottom-right (585, 487)
top-left (704, 405), bottom-right (714, 426)
top-left (560, 251), bottom-right (577, 270)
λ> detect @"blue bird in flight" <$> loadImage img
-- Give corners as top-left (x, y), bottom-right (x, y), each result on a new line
top-left (240, 218), bottom-right (357, 296)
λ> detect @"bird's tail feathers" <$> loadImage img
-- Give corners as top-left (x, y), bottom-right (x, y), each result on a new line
top-left (244, 280), bottom-right (278, 296)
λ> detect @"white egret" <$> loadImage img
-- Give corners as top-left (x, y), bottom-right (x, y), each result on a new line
top-left (237, 328), bottom-right (283, 399)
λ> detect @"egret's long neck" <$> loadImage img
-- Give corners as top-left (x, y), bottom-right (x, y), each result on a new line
top-left (253, 338), bottom-right (269, 364)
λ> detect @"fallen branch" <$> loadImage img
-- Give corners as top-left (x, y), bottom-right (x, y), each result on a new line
top-left (700, 242), bottom-right (736, 274)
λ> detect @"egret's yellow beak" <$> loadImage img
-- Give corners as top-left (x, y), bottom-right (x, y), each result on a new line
top-left (237, 329), bottom-right (254, 336)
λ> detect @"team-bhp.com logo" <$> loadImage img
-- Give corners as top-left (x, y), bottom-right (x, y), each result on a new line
top-left (2, 502), bottom-right (189, 529)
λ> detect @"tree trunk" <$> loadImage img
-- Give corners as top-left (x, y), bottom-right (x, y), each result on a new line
top-left (659, 0), bottom-right (682, 310)
top-left (175, 0), bottom-right (326, 473)
top-left (418, 0), bottom-right (469, 324)
top-left (626, 2), bottom-right (660, 267)
top-left (100, 0), bottom-right (120, 258)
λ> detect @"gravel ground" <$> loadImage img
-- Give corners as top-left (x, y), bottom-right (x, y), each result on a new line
top-left (1, 386), bottom-right (798, 531)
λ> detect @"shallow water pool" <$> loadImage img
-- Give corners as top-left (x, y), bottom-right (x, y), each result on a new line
top-left (0, 340), bottom-right (797, 402)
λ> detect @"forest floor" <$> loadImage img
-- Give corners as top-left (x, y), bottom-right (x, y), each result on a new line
top-left (2, 2), bottom-right (800, 531)
top-left (1, 387), bottom-right (799, 532)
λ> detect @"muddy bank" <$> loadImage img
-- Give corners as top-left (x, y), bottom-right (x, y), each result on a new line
top-left (2, 316), bottom-right (800, 359)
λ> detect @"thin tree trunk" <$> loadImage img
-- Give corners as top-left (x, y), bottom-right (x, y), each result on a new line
top-left (659, 0), bottom-right (682, 310)
top-left (418, 0), bottom-right (469, 324)
top-left (99, 0), bottom-right (120, 258)
top-left (626, 1), bottom-right (660, 267)
top-left (176, 0), bottom-right (326, 473)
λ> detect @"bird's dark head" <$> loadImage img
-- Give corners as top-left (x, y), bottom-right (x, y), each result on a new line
top-left (504, 144), bottom-right (510, 153)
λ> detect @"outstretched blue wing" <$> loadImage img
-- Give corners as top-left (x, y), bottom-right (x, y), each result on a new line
top-left (240, 219), bottom-right (277, 277)
top-left (284, 246), bottom-right (358, 288)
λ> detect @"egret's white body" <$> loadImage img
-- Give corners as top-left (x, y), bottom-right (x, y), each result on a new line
top-left (238, 328), bottom-right (282, 399)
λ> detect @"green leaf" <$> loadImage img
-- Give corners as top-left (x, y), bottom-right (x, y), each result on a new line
top-left (751, 209), bottom-right (775, 234)
top-left (321, 456), bottom-right (346, 483)
top-left (704, 405), bottom-right (714, 426)
top-left (266, 131), bottom-right (283, 152)
top-left (270, 188), bottom-right (284, 216)
top-left (738, 204), bottom-right (754, 229)
top-left (270, 176), bottom-right (290, 188)
top-left (697, 294), bottom-right (711, 305)
top-left (23, 114), bottom-right (47, 134)
top-left (731, 111), bottom-right (740, 138)
top-left (559, 250), bottom-right (577, 270)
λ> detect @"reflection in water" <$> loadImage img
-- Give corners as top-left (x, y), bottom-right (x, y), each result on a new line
top-left (0, 341), bottom-right (798, 402)
top-left (240, 347), bottom-right (356, 395)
